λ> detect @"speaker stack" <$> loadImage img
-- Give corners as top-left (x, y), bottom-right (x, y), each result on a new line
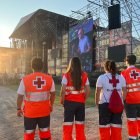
top-left (108, 4), bottom-right (121, 30)
top-left (108, 45), bottom-right (126, 62)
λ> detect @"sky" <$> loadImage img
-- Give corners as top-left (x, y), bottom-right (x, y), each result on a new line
top-left (0, 0), bottom-right (88, 47)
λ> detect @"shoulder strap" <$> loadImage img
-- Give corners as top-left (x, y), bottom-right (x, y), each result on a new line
top-left (103, 75), bottom-right (117, 102)
top-left (102, 75), bottom-right (111, 102)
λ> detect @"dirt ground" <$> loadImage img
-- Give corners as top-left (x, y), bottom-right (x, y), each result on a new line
top-left (51, 106), bottom-right (128, 140)
top-left (0, 86), bottom-right (128, 140)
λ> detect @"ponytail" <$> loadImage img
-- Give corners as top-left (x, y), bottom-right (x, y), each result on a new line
top-left (109, 61), bottom-right (116, 75)
top-left (104, 60), bottom-right (117, 75)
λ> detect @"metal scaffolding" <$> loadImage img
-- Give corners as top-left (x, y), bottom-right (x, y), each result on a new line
top-left (69, 0), bottom-right (140, 64)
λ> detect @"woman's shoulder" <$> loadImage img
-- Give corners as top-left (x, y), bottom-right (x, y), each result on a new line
top-left (98, 73), bottom-right (106, 80)
top-left (63, 72), bottom-right (70, 76)
top-left (117, 74), bottom-right (125, 80)
top-left (82, 71), bottom-right (89, 78)
top-left (62, 72), bottom-right (71, 80)
top-left (82, 71), bottom-right (87, 75)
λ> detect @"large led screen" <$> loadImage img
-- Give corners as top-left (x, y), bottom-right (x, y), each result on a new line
top-left (69, 18), bottom-right (94, 72)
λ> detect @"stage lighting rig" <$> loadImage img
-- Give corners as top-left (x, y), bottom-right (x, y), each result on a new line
top-left (87, 11), bottom-right (92, 18)
top-left (71, 10), bottom-right (84, 17)
top-left (111, 0), bottom-right (120, 5)
top-left (87, 0), bottom-right (102, 7)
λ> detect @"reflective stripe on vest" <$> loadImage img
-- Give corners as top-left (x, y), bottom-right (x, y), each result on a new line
top-left (127, 82), bottom-right (140, 88)
top-left (127, 82), bottom-right (140, 92)
top-left (66, 86), bottom-right (75, 90)
top-left (25, 91), bottom-right (50, 102)
top-left (65, 86), bottom-right (85, 95)
top-left (127, 88), bottom-right (140, 92)
top-left (65, 89), bottom-right (85, 95)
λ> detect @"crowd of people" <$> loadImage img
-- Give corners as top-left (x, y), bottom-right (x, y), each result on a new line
top-left (16, 54), bottom-right (140, 140)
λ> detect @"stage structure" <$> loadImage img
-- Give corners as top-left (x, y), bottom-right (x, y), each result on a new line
top-left (69, 18), bottom-right (96, 72)
top-left (10, 1), bottom-right (140, 75)
top-left (10, 9), bottom-right (70, 75)
top-left (69, 0), bottom-right (140, 68)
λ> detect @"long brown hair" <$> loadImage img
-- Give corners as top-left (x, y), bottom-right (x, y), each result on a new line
top-left (104, 60), bottom-right (117, 75)
top-left (66, 57), bottom-right (82, 90)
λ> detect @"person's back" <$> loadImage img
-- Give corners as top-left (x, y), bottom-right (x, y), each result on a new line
top-left (63, 71), bottom-right (88, 103)
top-left (60, 57), bottom-right (90, 140)
top-left (95, 60), bottom-right (126, 140)
top-left (23, 72), bottom-right (53, 118)
top-left (121, 66), bottom-right (140, 104)
top-left (121, 54), bottom-right (140, 140)
top-left (17, 57), bottom-right (55, 140)
top-left (97, 72), bottom-right (125, 104)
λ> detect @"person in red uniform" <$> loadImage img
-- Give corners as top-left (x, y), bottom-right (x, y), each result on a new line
top-left (60, 57), bottom-right (90, 140)
top-left (121, 54), bottom-right (140, 140)
top-left (17, 57), bottom-right (55, 140)
top-left (95, 60), bottom-right (126, 140)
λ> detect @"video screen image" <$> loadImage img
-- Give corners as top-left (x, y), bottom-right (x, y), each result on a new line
top-left (69, 18), bottom-right (94, 72)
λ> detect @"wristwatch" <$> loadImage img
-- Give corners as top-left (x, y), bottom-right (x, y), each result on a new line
top-left (17, 108), bottom-right (21, 110)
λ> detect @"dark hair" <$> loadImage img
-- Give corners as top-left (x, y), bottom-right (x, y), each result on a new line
top-left (31, 57), bottom-right (43, 71)
top-left (66, 57), bottom-right (82, 90)
top-left (125, 54), bottom-right (136, 65)
top-left (104, 60), bottom-right (117, 75)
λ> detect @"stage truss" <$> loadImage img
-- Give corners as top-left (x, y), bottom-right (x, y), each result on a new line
top-left (69, 0), bottom-right (140, 64)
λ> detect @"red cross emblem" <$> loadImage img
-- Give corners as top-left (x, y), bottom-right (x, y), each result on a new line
top-left (130, 70), bottom-right (140, 80)
top-left (33, 76), bottom-right (46, 89)
top-left (109, 76), bottom-right (119, 87)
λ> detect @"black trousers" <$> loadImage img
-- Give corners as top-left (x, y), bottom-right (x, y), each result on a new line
top-left (125, 103), bottom-right (140, 118)
top-left (24, 115), bottom-right (50, 131)
top-left (64, 100), bottom-right (85, 122)
top-left (99, 103), bottom-right (122, 125)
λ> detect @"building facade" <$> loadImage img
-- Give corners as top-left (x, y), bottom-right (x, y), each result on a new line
top-left (10, 9), bottom-right (70, 75)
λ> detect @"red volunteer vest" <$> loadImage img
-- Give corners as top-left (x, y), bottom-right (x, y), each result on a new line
top-left (23, 72), bottom-right (53, 118)
top-left (121, 67), bottom-right (140, 104)
top-left (64, 72), bottom-right (88, 103)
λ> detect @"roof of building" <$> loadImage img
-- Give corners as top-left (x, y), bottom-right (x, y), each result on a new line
top-left (10, 9), bottom-right (70, 39)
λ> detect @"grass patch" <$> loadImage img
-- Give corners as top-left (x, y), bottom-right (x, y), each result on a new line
top-left (6, 84), bottom-right (95, 107)
top-left (86, 87), bottom-right (95, 107)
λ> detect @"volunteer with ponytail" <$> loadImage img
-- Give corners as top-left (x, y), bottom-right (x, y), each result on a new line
top-left (60, 57), bottom-right (90, 140)
top-left (95, 60), bottom-right (126, 140)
